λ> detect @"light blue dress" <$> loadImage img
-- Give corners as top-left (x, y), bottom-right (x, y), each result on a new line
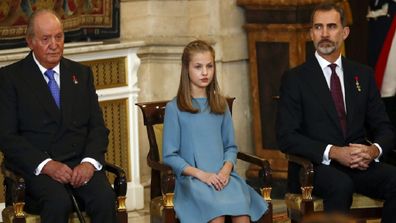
top-left (163, 98), bottom-right (268, 223)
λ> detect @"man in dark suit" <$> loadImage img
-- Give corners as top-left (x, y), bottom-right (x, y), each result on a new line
top-left (276, 3), bottom-right (396, 222)
top-left (0, 9), bottom-right (116, 223)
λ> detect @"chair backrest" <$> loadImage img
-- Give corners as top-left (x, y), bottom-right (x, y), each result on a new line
top-left (136, 97), bottom-right (235, 198)
top-left (136, 101), bottom-right (167, 165)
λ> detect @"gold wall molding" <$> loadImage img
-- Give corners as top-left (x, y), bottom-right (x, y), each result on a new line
top-left (81, 57), bottom-right (128, 89)
top-left (100, 99), bottom-right (131, 182)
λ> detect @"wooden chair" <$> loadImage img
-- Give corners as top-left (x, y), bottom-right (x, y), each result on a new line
top-left (1, 162), bottom-right (128, 223)
top-left (136, 98), bottom-right (273, 223)
top-left (284, 154), bottom-right (383, 223)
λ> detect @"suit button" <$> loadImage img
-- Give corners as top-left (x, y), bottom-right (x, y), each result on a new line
top-left (72, 143), bottom-right (77, 147)
top-left (72, 121), bottom-right (78, 125)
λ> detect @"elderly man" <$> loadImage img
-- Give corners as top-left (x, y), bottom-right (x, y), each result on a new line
top-left (0, 9), bottom-right (116, 223)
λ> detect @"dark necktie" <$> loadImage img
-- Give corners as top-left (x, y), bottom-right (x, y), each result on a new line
top-left (329, 64), bottom-right (346, 136)
top-left (44, 69), bottom-right (60, 108)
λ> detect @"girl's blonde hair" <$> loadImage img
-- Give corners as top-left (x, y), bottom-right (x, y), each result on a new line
top-left (176, 40), bottom-right (226, 114)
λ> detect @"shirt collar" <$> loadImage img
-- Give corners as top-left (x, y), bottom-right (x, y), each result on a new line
top-left (32, 52), bottom-right (60, 75)
top-left (315, 51), bottom-right (342, 71)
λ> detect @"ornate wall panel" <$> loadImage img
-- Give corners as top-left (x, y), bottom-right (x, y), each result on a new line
top-left (100, 99), bottom-right (130, 182)
top-left (81, 57), bottom-right (128, 89)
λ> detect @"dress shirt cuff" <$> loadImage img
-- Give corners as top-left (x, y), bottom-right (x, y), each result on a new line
top-left (81, 158), bottom-right (102, 171)
top-left (373, 143), bottom-right (383, 162)
top-left (35, 158), bottom-right (52, 175)
top-left (322, 144), bottom-right (333, 165)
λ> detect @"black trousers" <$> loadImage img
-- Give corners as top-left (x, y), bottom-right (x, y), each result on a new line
top-left (25, 170), bottom-right (117, 223)
top-left (313, 162), bottom-right (396, 223)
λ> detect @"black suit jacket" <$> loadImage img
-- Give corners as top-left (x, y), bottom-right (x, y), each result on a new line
top-left (0, 52), bottom-right (109, 178)
top-left (276, 55), bottom-right (394, 182)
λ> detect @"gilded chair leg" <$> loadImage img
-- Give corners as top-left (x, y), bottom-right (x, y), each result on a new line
top-left (116, 195), bottom-right (128, 223)
top-left (162, 192), bottom-right (176, 223)
top-left (301, 186), bottom-right (314, 215)
top-left (301, 200), bottom-right (314, 215)
top-left (116, 211), bottom-right (128, 223)
top-left (162, 207), bottom-right (176, 223)
top-left (258, 202), bottom-right (273, 223)
top-left (12, 218), bottom-right (26, 223)
top-left (12, 201), bottom-right (26, 223)
top-left (259, 186), bottom-right (272, 223)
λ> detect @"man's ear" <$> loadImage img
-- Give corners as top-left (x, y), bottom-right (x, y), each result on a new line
top-left (342, 26), bottom-right (350, 40)
top-left (26, 37), bottom-right (33, 50)
top-left (309, 28), bottom-right (314, 41)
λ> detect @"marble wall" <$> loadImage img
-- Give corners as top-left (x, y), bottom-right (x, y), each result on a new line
top-left (119, 0), bottom-right (254, 184)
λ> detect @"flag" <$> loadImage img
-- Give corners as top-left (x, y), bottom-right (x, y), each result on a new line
top-left (369, 0), bottom-right (396, 97)
top-left (376, 11), bottom-right (396, 97)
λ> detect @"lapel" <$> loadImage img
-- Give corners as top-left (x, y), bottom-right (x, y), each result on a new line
top-left (59, 59), bottom-right (76, 131)
top-left (303, 56), bottom-right (343, 135)
top-left (22, 53), bottom-right (61, 123)
top-left (342, 57), bottom-right (358, 133)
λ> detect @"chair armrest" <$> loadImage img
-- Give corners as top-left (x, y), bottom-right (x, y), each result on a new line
top-left (147, 157), bottom-right (176, 207)
top-left (286, 154), bottom-right (314, 200)
top-left (147, 158), bottom-right (173, 173)
top-left (2, 165), bottom-right (25, 206)
top-left (286, 154), bottom-right (314, 172)
top-left (104, 162), bottom-right (127, 197)
top-left (237, 152), bottom-right (272, 201)
top-left (1, 164), bottom-right (26, 219)
top-left (286, 154), bottom-right (314, 187)
top-left (104, 162), bottom-right (127, 213)
top-left (237, 152), bottom-right (272, 183)
top-left (237, 152), bottom-right (271, 169)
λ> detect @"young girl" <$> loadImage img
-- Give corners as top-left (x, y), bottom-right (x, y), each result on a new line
top-left (163, 40), bottom-right (268, 223)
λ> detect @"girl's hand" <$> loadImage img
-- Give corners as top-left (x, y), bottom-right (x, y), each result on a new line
top-left (197, 171), bottom-right (224, 190)
top-left (217, 170), bottom-right (230, 187)
top-left (217, 161), bottom-right (233, 187)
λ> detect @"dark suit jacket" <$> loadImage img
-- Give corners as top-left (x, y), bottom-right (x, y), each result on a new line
top-left (276, 55), bottom-right (395, 190)
top-left (0, 52), bottom-right (109, 179)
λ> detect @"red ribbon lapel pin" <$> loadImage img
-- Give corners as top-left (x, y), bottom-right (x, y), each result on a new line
top-left (354, 75), bottom-right (361, 92)
top-left (72, 75), bottom-right (78, 84)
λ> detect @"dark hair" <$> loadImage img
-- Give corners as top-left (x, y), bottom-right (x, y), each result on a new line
top-left (311, 2), bottom-right (346, 27)
top-left (176, 40), bottom-right (226, 114)
top-left (26, 9), bottom-right (63, 39)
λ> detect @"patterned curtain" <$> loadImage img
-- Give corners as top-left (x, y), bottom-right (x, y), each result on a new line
top-left (0, 0), bottom-right (120, 49)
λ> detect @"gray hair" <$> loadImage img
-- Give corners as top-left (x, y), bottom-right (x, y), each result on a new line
top-left (26, 9), bottom-right (63, 39)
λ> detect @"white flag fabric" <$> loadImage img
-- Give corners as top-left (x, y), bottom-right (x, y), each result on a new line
top-left (373, 4), bottom-right (396, 97)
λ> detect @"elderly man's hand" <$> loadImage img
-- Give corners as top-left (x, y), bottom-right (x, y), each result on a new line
top-left (41, 160), bottom-right (73, 184)
top-left (70, 162), bottom-right (95, 188)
